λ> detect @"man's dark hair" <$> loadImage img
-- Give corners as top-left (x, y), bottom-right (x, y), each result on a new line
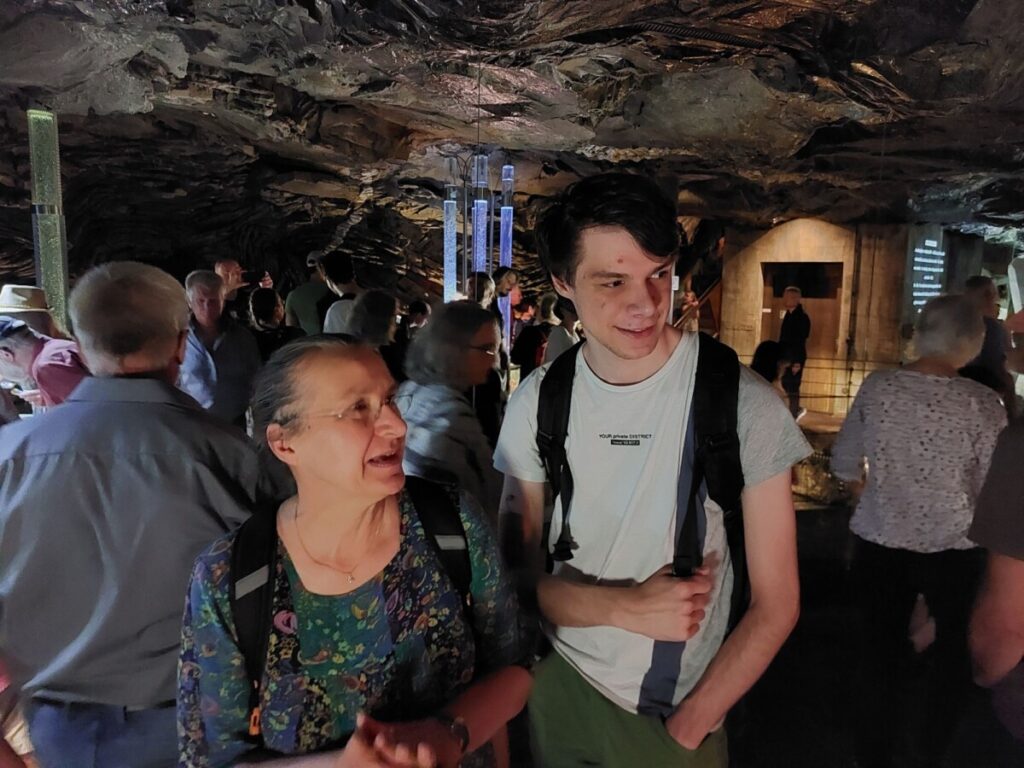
top-left (408, 299), bottom-right (430, 316)
top-left (515, 294), bottom-right (537, 313)
top-left (553, 296), bottom-right (577, 323)
top-left (965, 275), bottom-right (994, 291)
top-left (319, 251), bottom-right (355, 286)
top-left (492, 266), bottom-right (518, 292)
top-left (249, 287), bottom-right (280, 326)
top-left (534, 173), bottom-right (680, 284)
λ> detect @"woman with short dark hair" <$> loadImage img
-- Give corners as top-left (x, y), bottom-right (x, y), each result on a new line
top-left (178, 335), bottom-right (529, 767)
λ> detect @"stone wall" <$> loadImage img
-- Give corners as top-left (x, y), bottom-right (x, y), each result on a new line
top-left (720, 219), bottom-right (907, 416)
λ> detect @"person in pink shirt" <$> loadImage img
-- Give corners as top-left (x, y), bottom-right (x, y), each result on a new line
top-left (0, 317), bottom-right (89, 407)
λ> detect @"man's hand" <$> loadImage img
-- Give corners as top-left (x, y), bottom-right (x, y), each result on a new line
top-left (259, 271), bottom-right (274, 289)
top-left (12, 389), bottom-right (44, 407)
top-left (665, 703), bottom-right (723, 751)
top-left (1005, 310), bottom-right (1024, 334)
top-left (616, 565), bottom-right (713, 642)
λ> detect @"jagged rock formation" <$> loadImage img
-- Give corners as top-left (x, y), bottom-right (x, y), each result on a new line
top-left (0, 0), bottom-right (1022, 294)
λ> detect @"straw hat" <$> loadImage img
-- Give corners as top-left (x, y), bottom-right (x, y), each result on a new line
top-left (0, 285), bottom-right (50, 316)
top-left (0, 285), bottom-right (54, 335)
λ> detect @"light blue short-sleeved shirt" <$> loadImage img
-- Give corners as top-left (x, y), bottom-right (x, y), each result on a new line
top-left (0, 376), bottom-right (261, 707)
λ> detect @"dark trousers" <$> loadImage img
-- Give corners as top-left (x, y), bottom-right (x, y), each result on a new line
top-left (851, 538), bottom-right (985, 768)
top-left (25, 699), bottom-right (177, 768)
top-left (781, 366), bottom-right (803, 417)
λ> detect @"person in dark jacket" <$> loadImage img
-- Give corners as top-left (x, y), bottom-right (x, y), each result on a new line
top-left (249, 288), bottom-right (304, 362)
top-left (778, 286), bottom-right (811, 419)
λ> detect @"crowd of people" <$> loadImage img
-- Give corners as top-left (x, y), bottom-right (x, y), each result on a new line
top-left (0, 172), bottom-right (1020, 768)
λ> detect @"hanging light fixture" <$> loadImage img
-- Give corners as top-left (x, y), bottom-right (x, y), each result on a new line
top-left (498, 163), bottom-right (514, 347)
top-left (471, 154), bottom-right (489, 273)
top-left (443, 157), bottom-right (459, 302)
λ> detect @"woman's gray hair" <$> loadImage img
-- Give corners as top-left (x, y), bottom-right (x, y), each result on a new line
top-left (405, 301), bottom-right (498, 389)
top-left (913, 294), bottom-right (985, 361)
top-left (68, 262), bottom-right (191, 375)
top-left (251, 334), bottom-right (366, 446)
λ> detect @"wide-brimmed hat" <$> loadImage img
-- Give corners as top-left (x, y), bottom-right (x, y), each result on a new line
top-left (0, 285), bottom-right (50, 316)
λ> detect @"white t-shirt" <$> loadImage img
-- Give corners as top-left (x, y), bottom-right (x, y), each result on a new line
top-left (323, 298), bottom-right (354, 334)
top-left (494, 332), bottom-right (811, 714)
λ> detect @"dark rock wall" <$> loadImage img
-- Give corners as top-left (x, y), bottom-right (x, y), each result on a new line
top-left (1, 0), bottom-right (1022, 296)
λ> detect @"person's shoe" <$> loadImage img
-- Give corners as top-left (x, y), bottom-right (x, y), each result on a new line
top-left (795, 407), bottom-right (808, 422)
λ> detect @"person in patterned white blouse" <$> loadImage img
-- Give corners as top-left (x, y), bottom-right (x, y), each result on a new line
top-left (832, 294), bottom-right (1007, 768)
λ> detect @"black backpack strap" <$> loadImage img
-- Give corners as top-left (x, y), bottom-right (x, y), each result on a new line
top-left (405, 476), bottom-right (473, 612)
top-left (230, 505), bottom-right (280, 745)
top-left (685, 332), bottom-right (748, 629)
top-left (536, 342), bottom-right (583, 563)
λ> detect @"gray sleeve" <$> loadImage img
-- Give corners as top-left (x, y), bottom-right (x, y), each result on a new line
top-left (493, 369), bottom-right (548, 483)
top-left (831, 378), bottom-right (869, 481)
top-left (737, 365), bottom-right (812, 488)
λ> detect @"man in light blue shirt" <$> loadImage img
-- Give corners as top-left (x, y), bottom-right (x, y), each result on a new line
top-left (179, 269), bottom-right (261, 426)
top-left (0, 262), bottom-right (262, 768)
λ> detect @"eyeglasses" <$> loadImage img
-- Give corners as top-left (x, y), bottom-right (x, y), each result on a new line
top-left (468, 345), bottom-right (497, 357)
top-left (303, 392), bottom-right (413, 426)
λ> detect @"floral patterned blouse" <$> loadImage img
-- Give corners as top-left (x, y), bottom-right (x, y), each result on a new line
top-left (178, 490), bottom-right (521, 768)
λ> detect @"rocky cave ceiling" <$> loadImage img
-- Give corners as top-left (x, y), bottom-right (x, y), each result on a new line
top-left (0, 0), bottom-right (1022, 296)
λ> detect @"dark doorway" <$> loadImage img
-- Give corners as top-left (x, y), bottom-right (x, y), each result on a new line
top-left (761, 262), bottom-right (843, 360)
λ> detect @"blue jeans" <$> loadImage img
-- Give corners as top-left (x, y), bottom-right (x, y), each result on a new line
top-left (25, 699), bottom-right (177, 768)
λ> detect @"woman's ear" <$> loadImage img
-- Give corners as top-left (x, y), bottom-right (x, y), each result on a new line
top-left (266, 422), bottom-right (298, 467)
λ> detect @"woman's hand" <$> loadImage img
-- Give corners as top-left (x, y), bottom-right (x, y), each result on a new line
top-left (357, 713), bottom-right (464, 768)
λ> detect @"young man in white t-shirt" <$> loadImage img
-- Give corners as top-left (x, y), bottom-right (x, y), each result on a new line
top-left (495, 173), bottom-right (811, 767)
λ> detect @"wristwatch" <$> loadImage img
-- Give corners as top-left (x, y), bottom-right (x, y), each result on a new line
top-left (433, 713), bottom-right (470, 756)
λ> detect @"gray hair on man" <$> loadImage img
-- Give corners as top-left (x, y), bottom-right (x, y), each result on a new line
top-left (913, 294), bottom-right (985, 363)
top-left (69, 262), bottom-right (191, 376)
top-left (184, 270), bottom-right (224, 297)
top-left (783, 286), bottom-right (802, 297)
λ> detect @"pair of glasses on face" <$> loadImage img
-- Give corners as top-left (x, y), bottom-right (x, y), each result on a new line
top-left (469, 344), bottom-right (497, 357)
top-left (304, 392), bottom-right (414, 425)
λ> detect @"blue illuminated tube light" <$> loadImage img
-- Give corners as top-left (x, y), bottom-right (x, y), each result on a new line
top-left (443, 195), bottom-right (458, 302)
top-left (471, 155), bottom-right (490, 273)
top-left (498, 164), bottom-right (515, 347)
top-left (472, 199), bottom-right (489, 273)
top-left (442, 158), bottom-right (461, 302)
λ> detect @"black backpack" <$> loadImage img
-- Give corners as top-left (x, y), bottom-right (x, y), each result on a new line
top-left (229, 475), bottom-right (473, 745)
top-left (536, 332), bottom-right (749, 631)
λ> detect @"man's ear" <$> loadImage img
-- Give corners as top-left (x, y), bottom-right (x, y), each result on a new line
top-left (551, 275), bottom-right (574, 300)
top-left (0, 347), bottom-right (14, 364)
top-left (266, 422), bottom-right (298, 467)
top-left (174, 331), bottom-right (188, 365)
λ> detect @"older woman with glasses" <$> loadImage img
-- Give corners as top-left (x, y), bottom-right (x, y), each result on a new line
top-left (397, 302), bottom-right (504, 523)
top-left (178, 335), bottom-right (529, 767)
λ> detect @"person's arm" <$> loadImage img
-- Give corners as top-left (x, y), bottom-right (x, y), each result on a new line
top-left (374, 491), bottom-right (533, 768)
top-left (178, 550), bottom-right (260, 768)
top-left (970, 552), bottom-right (1024, 687)
top-left (284, 294), bottom-right (300, 328)
top-left (667, 469), bottom-right (800, 748)
top-left (0, 740), bottom-right (27, 768)
top-left (830, 386), bottom-right (867, 483)
top-left (499, 475), bottom-right (712, 641)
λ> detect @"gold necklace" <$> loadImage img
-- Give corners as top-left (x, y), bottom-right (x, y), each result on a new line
top-left (291, 498), bottom-right (385, 584)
